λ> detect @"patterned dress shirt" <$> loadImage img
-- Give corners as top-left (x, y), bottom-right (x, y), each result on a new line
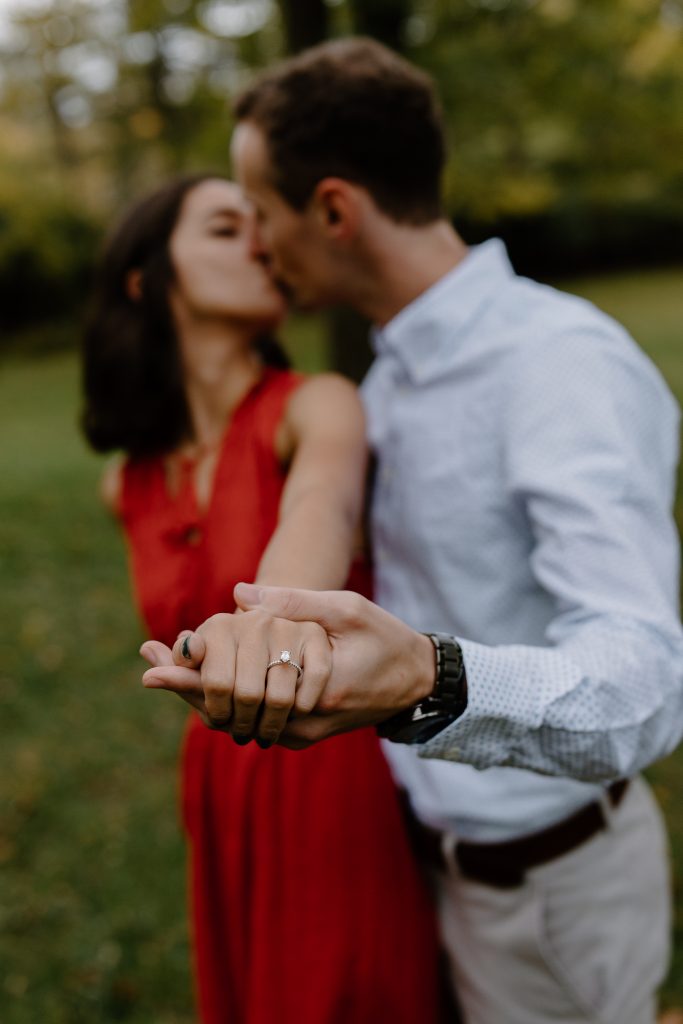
top-left (363, 239), bottom-right (683, 841)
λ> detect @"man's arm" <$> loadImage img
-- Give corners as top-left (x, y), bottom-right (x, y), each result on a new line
top-left (229, 581), bottom-right (683, 780)
top-left (423, 326), bottom-right (683, 780)
top-left (234, 328), bottom-right (683, 780)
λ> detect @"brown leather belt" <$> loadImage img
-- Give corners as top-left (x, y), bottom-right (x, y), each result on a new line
top-left (408, 779), bottom-right (629, 889)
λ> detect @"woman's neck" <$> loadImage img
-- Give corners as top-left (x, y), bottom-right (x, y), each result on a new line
top-left (177, 320), bottom-right (263, 452)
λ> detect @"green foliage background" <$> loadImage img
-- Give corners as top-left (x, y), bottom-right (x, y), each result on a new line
top-left (2, 0), bottom-right (683, 346)
top-left (2, 0), bottom-right (683, 1017)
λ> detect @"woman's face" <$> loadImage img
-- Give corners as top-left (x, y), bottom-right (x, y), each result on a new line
top-left (168, 178), bottom-right (287, 329)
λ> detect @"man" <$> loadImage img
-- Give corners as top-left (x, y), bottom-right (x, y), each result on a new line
top-left (143, 38), bottom-right (682, 1022)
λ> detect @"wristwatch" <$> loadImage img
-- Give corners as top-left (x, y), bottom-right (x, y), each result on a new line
top-left (376, 633), bottom-right (468, 745)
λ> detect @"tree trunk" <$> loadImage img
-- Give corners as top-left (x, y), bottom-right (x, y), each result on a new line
top-left (277, 0), bottom-right (328, 53)
top-left (348, 0), bottom-right (412, 52)
top-left (327, 306), bottom-right (374, 384)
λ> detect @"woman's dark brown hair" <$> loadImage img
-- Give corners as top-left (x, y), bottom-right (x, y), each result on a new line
top-left (81, 173), bottom-right (288, 459)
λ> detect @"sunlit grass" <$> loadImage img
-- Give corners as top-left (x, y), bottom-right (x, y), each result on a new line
top-left (1, 268), bottom-right (682, 1019)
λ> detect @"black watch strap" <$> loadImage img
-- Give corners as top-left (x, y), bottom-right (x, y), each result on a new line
top-left (376, 633), bottom-right (468, 744)
top-left (427, 632), bottom-right (468, 713)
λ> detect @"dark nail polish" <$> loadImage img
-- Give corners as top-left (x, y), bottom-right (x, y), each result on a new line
top-left (256, 739), bottom-right (273, 750)
top-left (181, 636), bottom-right (191, 660)
top-left (233, 735), bottom-right (252, 746)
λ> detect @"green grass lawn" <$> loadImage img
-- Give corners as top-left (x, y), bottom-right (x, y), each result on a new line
top-left (1, 272), bottom-right (682, 1020)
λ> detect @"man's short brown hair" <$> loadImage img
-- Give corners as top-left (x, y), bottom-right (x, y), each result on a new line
top-left (234, 38), bottom-right (445, 225)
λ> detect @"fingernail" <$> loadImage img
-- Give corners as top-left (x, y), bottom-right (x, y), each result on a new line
top-left (142, 673), bottom-right (163, 687)
top-left (235, 582), bottom-right (262, 604)
top-left (233, 735), bottom-right (252, 746)
top-left (181, 636), bottom-right (192, 660)
top-left (140, 644), bottom-right (159, 667)
top-left (256, 738), bottom-right (272, 750)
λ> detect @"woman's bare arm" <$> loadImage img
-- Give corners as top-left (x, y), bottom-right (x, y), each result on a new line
top-left (256, 373), bottom-right (367, 589)
top-left (142, 372), bottom-right (369, 744)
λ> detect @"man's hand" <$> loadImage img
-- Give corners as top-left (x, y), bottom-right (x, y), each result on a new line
top-left (232, 583), bottom-right (436, 748)
top-left (140, 609), bottom-right (332, 747)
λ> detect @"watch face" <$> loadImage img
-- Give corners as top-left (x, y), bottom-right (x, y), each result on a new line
top-left (379, 704), bottom-right (457, 744)
top-left (398, 714), bottom-right (456, 744)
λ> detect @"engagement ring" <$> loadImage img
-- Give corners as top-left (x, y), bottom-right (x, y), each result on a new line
top-left (266, 649), bottom-right (303, 680)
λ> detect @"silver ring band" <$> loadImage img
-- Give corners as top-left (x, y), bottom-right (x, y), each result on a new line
top-left (266, 649), bottom-right (303, 680)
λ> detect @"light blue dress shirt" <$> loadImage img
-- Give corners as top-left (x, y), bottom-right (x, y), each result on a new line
top-left (363, 239), bottom-right (683, 841)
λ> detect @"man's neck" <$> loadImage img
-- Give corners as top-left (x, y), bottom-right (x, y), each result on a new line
top-left (348, 220), bottom-right (469, 327)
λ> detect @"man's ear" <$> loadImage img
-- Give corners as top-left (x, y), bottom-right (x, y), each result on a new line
top-left (312, 178), bottom-right (361, 242)
top-left (125, 268), bottom-right (143, 302)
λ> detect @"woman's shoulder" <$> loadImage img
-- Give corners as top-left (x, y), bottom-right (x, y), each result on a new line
top-left (284, 372), bottom-right (364, 429)
top-left (272, 372), bottom-right (365, 464)
top-left (102, 451), bottom-right (165, 519)
top-left (286, 370), bottom-right (359, 408)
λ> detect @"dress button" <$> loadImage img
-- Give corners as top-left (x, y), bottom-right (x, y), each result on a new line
top-left (184, 526), bottom-right (202, 545)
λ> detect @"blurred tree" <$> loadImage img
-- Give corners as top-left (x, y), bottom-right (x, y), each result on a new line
top-left (348, 0), bottom-right (412, 50)
top-left (0, 0), bottom-right (261, 338)
top-left (414, 0), bottom-right (683, 249)
top-left (2, 0), bottom-right (683, 347)
top-left (278, 0), bottom-right (329, 52)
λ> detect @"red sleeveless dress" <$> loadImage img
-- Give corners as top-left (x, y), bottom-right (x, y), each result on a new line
top-left (120, 368), bottom-right (443, 1024)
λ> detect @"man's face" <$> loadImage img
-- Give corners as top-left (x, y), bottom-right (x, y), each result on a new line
top-left (231, 121), bottom-right (335, 309)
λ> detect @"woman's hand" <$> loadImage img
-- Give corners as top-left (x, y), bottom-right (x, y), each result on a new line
top-left (141, 609), bottom-right (332, 747)
top-left (232, 583), bottom-right (436, 749)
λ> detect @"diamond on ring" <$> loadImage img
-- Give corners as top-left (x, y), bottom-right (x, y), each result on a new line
top-left (266, 650), bottom-right (303, 680)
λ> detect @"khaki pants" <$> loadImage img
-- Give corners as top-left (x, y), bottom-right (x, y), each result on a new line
top-left (435, 777), bottom-right (671, 1024)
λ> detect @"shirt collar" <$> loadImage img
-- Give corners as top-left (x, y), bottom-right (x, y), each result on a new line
top-left (370, 238), bottom-right (515, 384)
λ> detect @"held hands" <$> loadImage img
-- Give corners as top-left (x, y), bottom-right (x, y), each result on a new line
top-left (141, 584), bottom-right (435, 749)
top-left (141, 606), bottom-right (332, 748)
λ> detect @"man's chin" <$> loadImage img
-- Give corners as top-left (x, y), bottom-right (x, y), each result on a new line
top-left (274, 277), bottom-right (319, 312)
top-left (273, 276), bottom-right (294, 301)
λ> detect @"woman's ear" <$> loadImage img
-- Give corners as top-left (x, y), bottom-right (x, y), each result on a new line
top-left (125, 268), bottom-right (143, 302)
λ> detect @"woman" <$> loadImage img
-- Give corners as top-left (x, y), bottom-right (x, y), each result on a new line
top-left (81, 175), bottom-right (444, 1024)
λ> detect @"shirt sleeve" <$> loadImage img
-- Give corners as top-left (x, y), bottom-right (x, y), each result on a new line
top-left (419, 324), bottom-right (683, 781)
